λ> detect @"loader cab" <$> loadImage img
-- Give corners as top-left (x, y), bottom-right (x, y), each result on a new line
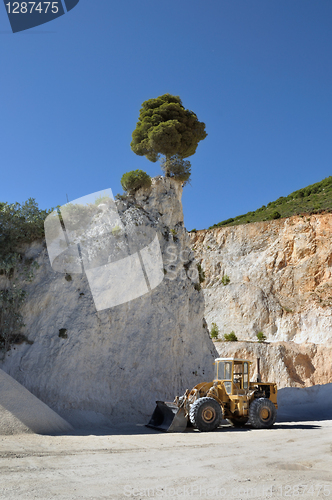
top-left (214, 358), bottom-right (251, 395)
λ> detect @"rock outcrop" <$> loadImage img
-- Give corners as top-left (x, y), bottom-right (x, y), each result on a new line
top-left (191, 215), bottom-right (332, 345)
top-left (213, 340), bottom-right (332, 388)
top-left (0, 177), bottom-right (217, 426)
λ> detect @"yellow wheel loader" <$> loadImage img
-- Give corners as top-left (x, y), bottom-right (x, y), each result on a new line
top-left (147, 358), bottom-right (278, 432)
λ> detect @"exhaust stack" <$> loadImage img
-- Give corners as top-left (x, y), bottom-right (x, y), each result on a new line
top-left (256, 358), bottom-right (262, 383)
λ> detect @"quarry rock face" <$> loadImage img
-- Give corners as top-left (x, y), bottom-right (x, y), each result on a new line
top-left (213, 341), bottom-right (332, 388)
top-left (191, 215), bottom-right (332, 345)
top-left (2, 186), bottom-right (332, 420)
top-left (0, 177), bottom-right (217, 425)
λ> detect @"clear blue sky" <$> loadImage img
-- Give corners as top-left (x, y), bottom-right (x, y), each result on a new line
top-left (1, 1), bottom-right (332, 230)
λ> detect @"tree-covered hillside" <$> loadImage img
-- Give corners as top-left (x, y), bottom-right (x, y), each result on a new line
top-left (208, 176), bottom-right (332, 230)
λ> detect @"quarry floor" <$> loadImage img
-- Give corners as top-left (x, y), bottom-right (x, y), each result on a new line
top-left (0, 420), bottom-right (332, 500)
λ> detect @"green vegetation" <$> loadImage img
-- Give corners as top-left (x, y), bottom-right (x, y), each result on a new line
top-left (130, 93), bottom-right (207, 184)
top-left (114, 193), bottom-right (127, 201)
top-left (0, 253), bottom-right (37, 353)
top-left (160, 155), bottom-right (191, 185)
top-left (197, 263), bottom-right (205, 284)
top-left (221, 274), bottom-right (230, 286)
top-left (120, 170), bottom-right (152, 193)
top-left (269, 211), bottom-right (281, 220)
top-left (0, 199), bottom-right (47, 353)
top-left (111, 225), bottom-right (122, 236)
top-left (0, 198), bottom-right (50, 259)
top-left (94, 192), bottom-right (112, 205)
top-left (224, 331), bottom-right (238, 341)
top-left (256, 331), bottom-right (267, 343)
top-left (209, 176), bottom-right (332, 229)
top-left (210, 322), bottom-right (219, 339)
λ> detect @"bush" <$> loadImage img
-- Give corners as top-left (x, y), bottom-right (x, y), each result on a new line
top-left (0, 200), bottom-right (45, 352)
top-left (210, 322), bottom-right (219, 339)
top-left (0, 198), bottom-right (50, 259)
top-left (94, 192), bottom-right (112, 205)
top-left (270, 211), bottom-right (281, 220)
top-left (256, 331), bottom-right (267, 343)
top-left (221, 275), bottom-right (230, 286)
top-left (224, 331), bottom-right (238, 341)
top-left (120, 170), bottom-right (152, 193)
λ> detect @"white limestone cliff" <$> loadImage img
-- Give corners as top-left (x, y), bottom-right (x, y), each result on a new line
top-left (0, 177), bottom-right (217, 426)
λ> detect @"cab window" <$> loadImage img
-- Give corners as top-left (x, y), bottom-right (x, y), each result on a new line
top-left (216, 361), bottom-right (232, 381)
top-left (243, 362), bottom-right (249, 389)
top-left (224, 381), bottom-right (232, 394)
top-left (216, 362), bottom-right (224, 380)
top-left (225, 362), bottom-right (232, 380)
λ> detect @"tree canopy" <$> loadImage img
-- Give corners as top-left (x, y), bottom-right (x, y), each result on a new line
top-left (130, 94), bottom-right (207, 163)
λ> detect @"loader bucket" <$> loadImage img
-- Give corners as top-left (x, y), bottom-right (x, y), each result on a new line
top-left (146, 401), bottom-right (188, 432)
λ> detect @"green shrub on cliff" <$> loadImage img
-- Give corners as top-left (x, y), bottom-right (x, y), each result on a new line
top-left (0, 198), bottom-right (50, 259)
top-left (210, 322), bottom-right (219, 339)
top-left (256, 331), bottom-right (267, 343)
top-left (224, 331), bottom-right (238, 342)
top-left (0, 199), bottom-right (45, 352)
top-left (221, 275), bottom-right (230, 286)
top-left (120, 170), bottom-right (152, 193)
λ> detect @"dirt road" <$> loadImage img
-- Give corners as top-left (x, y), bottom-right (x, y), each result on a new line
top-left (0, 420), bottom-right (331, 500)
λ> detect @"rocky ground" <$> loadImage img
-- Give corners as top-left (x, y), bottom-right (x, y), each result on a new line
top-left (1, 372), bottom-right (331, 500)
top-left (1, 417), bottom-right (332, 500)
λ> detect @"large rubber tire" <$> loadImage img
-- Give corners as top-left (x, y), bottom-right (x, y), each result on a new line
top-left (227, 417), bottom-right (248, 428)
top-left (249, 398), bottom-right (277, 429)
top-left (189, 397), bottom-right (222, 432)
